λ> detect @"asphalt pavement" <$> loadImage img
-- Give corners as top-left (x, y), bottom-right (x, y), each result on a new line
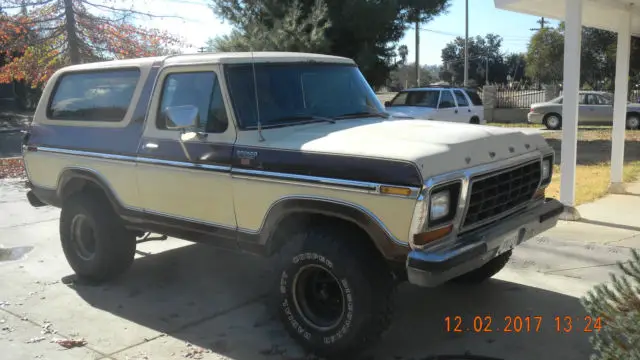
top-left (1, 178), bottom-right (635, 360)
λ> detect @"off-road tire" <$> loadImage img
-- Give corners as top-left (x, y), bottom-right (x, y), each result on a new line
top-left (450, 250), bottom-right (512, 284)
top-left (59, 191), bottom-right (136, 283)
top-left (276, 225), bottom-right (395, 359)
top-left (543, 113), bottom-right (562, 130)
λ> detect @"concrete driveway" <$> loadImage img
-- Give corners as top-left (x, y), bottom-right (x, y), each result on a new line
top-left (0, 178), bottom-right (632, 360)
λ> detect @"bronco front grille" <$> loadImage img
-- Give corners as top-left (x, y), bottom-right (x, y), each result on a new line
top-left (462, 160), bottom-right (542, 229)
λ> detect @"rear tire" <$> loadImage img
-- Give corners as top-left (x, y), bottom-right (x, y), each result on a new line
top-left (626, 114), bottom-right (640, 130)
top-left (450, 250), bottom-right (512, 284)
top-left (470, 116), bottom-right (480, 124)
top-left (276, 225), bottom-right (395, 358)
top-left (59, 191), bottom-right (136, 283)
top-left (543, 113), bottom-right (562, 130)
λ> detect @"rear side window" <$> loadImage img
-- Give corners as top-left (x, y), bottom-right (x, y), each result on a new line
top-left (464, 89), bottom-right (483, 106)
top-left (438, 90), bottom-right (456, 108)
top-left (48, 69), bottom-right (140, 122)
top-left (453, 90), bottom-right (469, 107)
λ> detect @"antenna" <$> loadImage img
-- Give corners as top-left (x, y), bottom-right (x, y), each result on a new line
top-left (250, 49), bottom-right (265, 142)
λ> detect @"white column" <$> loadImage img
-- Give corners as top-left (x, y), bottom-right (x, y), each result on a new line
top-left (610, 8), bottom-right (632, 192)
top-left (559, 0), bottom-right (583, 217)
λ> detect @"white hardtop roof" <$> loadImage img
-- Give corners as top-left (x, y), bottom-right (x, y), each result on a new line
top-left (59, 52), bottom-right (355, 73)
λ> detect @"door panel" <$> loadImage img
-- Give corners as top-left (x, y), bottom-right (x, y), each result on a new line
top-left (135, 65), bottom-right (237, 229)
top-left (453, 89), bottom-right (474, 122)
top-left (593, 94), bottom-right (614, 122)
top-left (437, 90), bottom-right (460, 122)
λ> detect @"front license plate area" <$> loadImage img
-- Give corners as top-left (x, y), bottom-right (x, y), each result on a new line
top-left (497, 228), bottom-right (526, 255)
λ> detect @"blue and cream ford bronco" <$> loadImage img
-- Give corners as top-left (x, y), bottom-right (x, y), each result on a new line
top-left (22, 52), bottom-right (563, 358)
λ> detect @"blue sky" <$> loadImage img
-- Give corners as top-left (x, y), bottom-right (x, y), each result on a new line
top-left (107, 0), bottom-right (557, 66)
top-left (399, 0), bottom-right (560, 65)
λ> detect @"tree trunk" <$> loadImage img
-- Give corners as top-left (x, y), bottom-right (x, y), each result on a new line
top-left (63, 0), bottom-right (80, 64)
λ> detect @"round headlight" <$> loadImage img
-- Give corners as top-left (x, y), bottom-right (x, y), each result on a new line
top-left (430, 190), bottom-right (450, 221)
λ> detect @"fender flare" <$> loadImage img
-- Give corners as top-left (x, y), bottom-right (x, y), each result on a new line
top-left (56, 167), bottom-right (125, 212)
top-left (254, 196), bottom-right (410, 261)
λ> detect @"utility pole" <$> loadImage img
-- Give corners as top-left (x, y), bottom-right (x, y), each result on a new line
top-left (485, 57), bottom-right (489, 85)
top-left (198, 47), bottom-right (206, 53)
top-left (530, 17), bottom-right (548, 31)
top-left (463, 0), bottom-right (469, 87)
top-left (415, 20), bottom-right (420, 87)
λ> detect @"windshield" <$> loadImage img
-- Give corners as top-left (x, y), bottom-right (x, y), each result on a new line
top-left (224, 63), bottom-right (385, 129)
top-left (388, 90), bottom-right (440, 108)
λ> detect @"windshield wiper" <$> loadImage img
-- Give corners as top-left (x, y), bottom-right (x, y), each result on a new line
top-left (257, 115), bottom-right (336, 129)
top-left (333, 111), bottom-right (390, 120)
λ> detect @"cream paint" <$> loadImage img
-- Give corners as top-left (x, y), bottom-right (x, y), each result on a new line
top-left (235, 118), bottom-right (551, 181)
top-left (136, 63), bottom-right (238, 227)
top-left (232, 177), bottom-right (417, 243)
top-left (24, 151), bottom-right (141, 209)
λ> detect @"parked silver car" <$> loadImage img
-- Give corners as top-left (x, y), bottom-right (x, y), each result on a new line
top-left (528, 90), bottom-right (640, 130)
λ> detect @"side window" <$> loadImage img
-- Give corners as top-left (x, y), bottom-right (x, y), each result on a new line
top-left (579, 94), bottom-right (587, 104)
top-left (47, 69), bottom-right (140, 122)
top-left (464, 89), bottom-right (483, 106)
top-left (438, 90), bottom-right (456, 109)
top-left (453, 90), bottom-right (469, 107)
top-left (389, 92), bottom-right (408, 106)
top-left (157, 71), bottom-right (228, 133)
top-left (596, 95), bottom-right (612, 105)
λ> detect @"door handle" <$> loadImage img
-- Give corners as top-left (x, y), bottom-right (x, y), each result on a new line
top-left (143, 142), bottom-right (159, 149)
top-left (468, 109), bottom-right (471, 112)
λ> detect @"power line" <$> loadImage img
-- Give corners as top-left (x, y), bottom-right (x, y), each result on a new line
top-left (418, 27), bottom-right (531, 41)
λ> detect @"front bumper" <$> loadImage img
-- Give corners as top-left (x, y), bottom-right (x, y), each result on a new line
top-left (527, 112), bottom-right (543, 124)
top-left (406, 198), bottom-right (563, 287)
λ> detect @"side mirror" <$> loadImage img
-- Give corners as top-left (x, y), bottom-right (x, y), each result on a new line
top-left (384, 101), bottom-right (391, 107)
top-left (163, 105), bottom-right (199, 130)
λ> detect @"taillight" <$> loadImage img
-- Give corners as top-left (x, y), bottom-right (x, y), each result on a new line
top-left (529, 107), bottom-right (534, 113)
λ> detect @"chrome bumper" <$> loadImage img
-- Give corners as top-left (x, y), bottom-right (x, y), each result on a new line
top-left (406, 198), bottom-right (563, 287)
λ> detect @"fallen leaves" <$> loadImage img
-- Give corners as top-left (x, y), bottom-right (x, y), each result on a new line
top-left (0, 157), bottom-right (26, 180)
top-left (53, 338), bottom-right (87, 349)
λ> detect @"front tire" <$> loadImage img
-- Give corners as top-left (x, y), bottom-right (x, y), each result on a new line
top-left (59, 191), bottom-right (136, 283)
top-left (543, 113), bottom-right (562, 130)
top-left (276, 226), bottom-right (394, 358)
top-left (450, 250), bottom-right (512, 284)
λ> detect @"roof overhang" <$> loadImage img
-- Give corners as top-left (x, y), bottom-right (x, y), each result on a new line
top-left (494, 0), bottom-right (640, 35)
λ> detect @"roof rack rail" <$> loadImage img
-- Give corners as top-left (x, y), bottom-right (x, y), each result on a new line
top-left (161, 50), bottom-right (221, 64)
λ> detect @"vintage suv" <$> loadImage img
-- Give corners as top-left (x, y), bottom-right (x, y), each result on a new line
top-left (22, 52), bottom-right (563, 358)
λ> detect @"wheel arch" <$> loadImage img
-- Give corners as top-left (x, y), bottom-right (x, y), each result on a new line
top-left (626, 110), bottom-right (640, 118)
top-left (255, 196), bottom-right (410, 262)
top-left (56, 167), bottom-right (124, 212)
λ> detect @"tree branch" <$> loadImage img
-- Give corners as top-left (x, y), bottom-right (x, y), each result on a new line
top-left (79, 0), bottom-right (185, 20)
top-left (0, 0), bottom-right (55, 9)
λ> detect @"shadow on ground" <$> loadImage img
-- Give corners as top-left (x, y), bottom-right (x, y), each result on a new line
top-left (64, 243), bottom-right (594, 360)
top-left (545, 137), bottom-right (640, 165)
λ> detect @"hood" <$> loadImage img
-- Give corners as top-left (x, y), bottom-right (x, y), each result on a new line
top-left (253, 118), bottom-right (551, 181)
top-left (386, 106), bottom-right (436, 118)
